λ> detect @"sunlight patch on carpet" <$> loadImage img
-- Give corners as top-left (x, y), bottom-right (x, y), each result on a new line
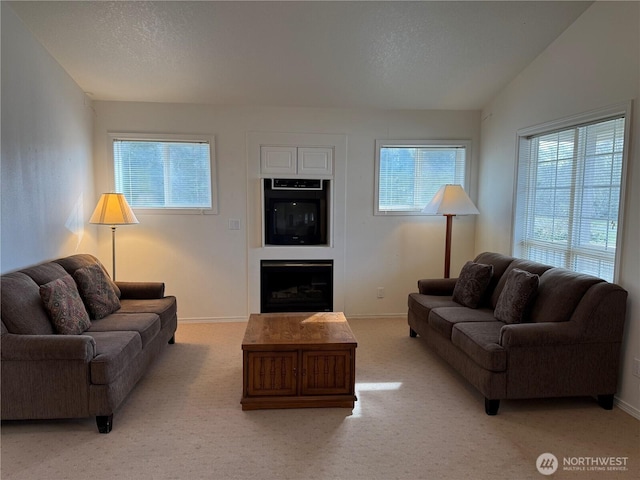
top-left (350, 382), bottom-right (403, 418)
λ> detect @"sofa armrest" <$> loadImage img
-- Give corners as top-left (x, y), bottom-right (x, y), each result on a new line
top-left (499, 322), bottom-right (583, 348)
top-left (417, 278), bottom-right (458, 295)
top-left (116, 281), bottom-right (165, 299)
top-left (1, 333), bottom-right (95, 361)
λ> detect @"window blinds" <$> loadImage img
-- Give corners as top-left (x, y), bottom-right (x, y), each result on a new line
top-left (514, 116), bottom-right (625, 282)
top-left (378, 146), bottom-right (466, 212)
top-left (114, 139), bottom-right (212, 209)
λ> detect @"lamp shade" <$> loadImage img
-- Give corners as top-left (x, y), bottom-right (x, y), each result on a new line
top-left (422, 184), bottom-right (479, 215)
top-left (89, 193), bottom-right (139, 225)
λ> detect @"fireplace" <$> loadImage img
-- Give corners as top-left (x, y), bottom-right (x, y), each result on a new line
top-left (261, 260), bottom-right (333, 313)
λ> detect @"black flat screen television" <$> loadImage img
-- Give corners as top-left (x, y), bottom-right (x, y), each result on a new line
top-left (264, 179), bottom-right (328, 245)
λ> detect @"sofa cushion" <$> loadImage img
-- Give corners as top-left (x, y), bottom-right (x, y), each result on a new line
top-left (490, 259), bottom-right (552, 308)
top-left (428, 307), bottom-right (496, 339)
top-left (87, 313), bottom-right (160, 348)
top-left (39, 275), bottom-right (92, 335)
top-left (55, 254), bottom-right (121, 298)
top-left (1, 272), bottom-right (55, 335)
top-left (451, 321), bottom-right (507, 372)
top-left (531, 269), bottom-right (604, 323)
top-left (74, 264), bottom-right (121, 319)
top-left (494, 269), bottom-right (539, 324)
top-left (473, 252), bottom-right (515, 307)
top-left (118, 297), bottom-right (177, 330)
top-left (87, 331), bottom-right (142, 384)
top-left (452, 261), bottom-right (493, 308)
top-left (408, 293), bottom-right (458, 320)
top-left (20, 262), bottom-right (69, 286)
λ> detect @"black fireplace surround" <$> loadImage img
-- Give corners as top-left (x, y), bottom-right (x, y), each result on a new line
top-left (261, 260), bottom-right (333, 313)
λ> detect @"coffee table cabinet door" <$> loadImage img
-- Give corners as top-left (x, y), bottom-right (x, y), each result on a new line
top-left (246, 352), bottom-right (298, 396)
top-left (301, 350), bottom-right (353, 396)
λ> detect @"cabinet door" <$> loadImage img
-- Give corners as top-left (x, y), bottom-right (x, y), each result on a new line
top-left (246, 351), bottom-right (297, 396)
top-left (298, 147), bottom-right (333, 176)
top-left (261, 146), bottom-right (297, 175)
top-left (301, 350), bottom-right (353, 395)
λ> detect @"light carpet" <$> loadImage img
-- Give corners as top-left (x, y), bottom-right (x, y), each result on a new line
top-left (1, 317), bottom-right (638, 480)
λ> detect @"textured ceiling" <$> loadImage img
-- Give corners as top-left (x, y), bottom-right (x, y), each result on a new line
top-left (9, 1), bottom-right (592, 110)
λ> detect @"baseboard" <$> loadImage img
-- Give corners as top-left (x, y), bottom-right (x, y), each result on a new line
top-left (178, 316), bottom-right (248, 324)
top-left (615, 396), bottom-right (640, 420)
top-left (179, 314), bottom-right (408, 323)
top-left (345, 313), bottom-right (407, 320)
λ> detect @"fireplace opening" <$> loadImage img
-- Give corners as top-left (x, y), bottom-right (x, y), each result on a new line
top-left (261, 260), bottom-right (333, 313)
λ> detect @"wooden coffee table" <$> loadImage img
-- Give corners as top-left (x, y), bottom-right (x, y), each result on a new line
top-left (241, 312), bottom-right (357, 410)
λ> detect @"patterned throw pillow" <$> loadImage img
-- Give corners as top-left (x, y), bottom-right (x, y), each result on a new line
top-left (494, 268), bottom-right (539, 324)
top-left (40, 275), bottom-right (91, 335)
top-left (73, 264), bottom-right (121, 319)
top-left (452, 261), bottom-right (494, 308)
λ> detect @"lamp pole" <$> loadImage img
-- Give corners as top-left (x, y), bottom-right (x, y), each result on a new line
top-left (444, 214), bottom-right (453, 279)
top-left (111, 226), bottom-right (117, 280)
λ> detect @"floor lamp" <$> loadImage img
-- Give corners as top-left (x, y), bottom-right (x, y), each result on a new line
top-left (89, 193), bottom-right (139, 281)
top-left (422, 184), bottom-right (479, 278)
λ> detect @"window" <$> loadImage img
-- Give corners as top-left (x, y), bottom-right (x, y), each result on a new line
top-left (513, 103), bottom-right (630, 282)
top-left (375, 140), bottom-right (470, 215)
top-left (110, 133), bottom-right (217, 214)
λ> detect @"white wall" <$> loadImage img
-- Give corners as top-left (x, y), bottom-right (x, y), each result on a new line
top-left (477, 2), bottom-right (640, 417)
top-left (92, 103), bottom-right (480, 320)
top-left (0, 4), bottom-right (97, 273)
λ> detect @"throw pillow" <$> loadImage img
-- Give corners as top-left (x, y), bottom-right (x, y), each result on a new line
top-left (494, 268), bottom-right (539, 324)
top-left (73, 263), bottom-right (121, 319)
top-left (40, 275), bottom-right (91, 335)
top-left (452, 261), bottom-right (494, 308)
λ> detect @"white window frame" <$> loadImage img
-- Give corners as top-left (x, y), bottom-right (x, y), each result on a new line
top-left (108, 132), bottom-right (218, 215)
top-left (374, 139), bottom-right (472, 215)
top-left (513, 102), bottom-right (632, 283)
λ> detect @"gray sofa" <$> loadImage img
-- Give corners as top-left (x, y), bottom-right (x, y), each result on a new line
top-left (1, 254), bottom-right (177, 433)
top-left (408, 252), bottom-right (628, 415)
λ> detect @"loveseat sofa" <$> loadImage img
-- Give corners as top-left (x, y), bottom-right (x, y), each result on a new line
top-left (408, 252), bottom-right (628, 415)
top-left (1, 254), bottom-right (177, 433)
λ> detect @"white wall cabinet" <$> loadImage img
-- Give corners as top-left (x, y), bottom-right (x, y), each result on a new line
top-left (261, 146), bottom-right (333, 176)
top-left (298, 147), bottom-right (333, 176)
top-left (260, 146), bottom-right (297, 175)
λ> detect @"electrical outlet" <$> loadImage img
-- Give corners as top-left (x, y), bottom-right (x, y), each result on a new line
top-left (377, 287), bottom-right (385, 299)
top-left (228, 219), bottom-right (241, 230)
top-left (633, 358), bottom-right (640, 378)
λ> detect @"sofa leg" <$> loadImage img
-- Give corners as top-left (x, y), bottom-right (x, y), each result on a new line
top-left (409, 328), bottom-right (417, 338)
top-left (597, 394), bottom-right (614, 410)
top-left (485, 398), bottom-right (500, 415)
top-left (96, 415), bottom-right (113, 434)
top-left (168, 334), bottom-right (175, 344)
